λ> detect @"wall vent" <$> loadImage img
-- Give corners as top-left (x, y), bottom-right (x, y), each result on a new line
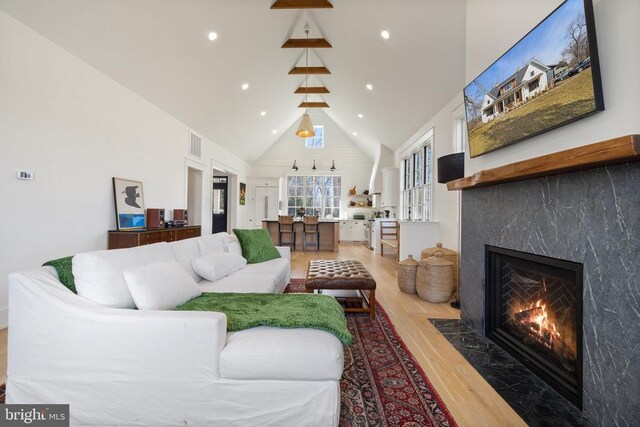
top-left (189, 131), bottom-right (202, 159)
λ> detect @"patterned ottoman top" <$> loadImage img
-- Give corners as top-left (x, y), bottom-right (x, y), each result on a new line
top-left (305, 260), bottom-right (376, 290)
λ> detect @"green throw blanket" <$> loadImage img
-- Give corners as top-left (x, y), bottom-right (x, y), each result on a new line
top-left (176, 293), bottom-right (352, 345)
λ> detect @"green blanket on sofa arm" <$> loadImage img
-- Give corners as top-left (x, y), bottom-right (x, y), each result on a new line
top-left (176, 293), bottom-right (352, 345)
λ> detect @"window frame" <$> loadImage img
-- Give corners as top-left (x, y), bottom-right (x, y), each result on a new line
top-left (305, 125), bottom-right (325, 148)
top-left (400, 132), bottom-right (433, 222)
top-left (286, 174), bottom-right (341, 219)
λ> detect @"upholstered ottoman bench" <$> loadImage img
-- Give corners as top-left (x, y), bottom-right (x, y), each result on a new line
top-left (305, 259), bottom-right (376, 318)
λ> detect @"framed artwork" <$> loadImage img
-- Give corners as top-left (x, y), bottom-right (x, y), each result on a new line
top-left (112, 177), bottom-right (146, 230)
top-left (239, 182), bottom-right (246, 206)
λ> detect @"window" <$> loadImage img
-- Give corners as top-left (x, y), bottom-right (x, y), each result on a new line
top-left (400, 134), bottom-right (433, 221)
top-left (530, 70), bottom-right (535, 77)
top-left (287, 175), bottom-right (341, 218)
top-left (305, 126), bottom-right (324, 148)
top-left (528, 79), bottom-right (539, 92)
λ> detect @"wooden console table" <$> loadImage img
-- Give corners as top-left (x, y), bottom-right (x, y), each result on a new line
top-left (108, 225), bottom-right (201, 249)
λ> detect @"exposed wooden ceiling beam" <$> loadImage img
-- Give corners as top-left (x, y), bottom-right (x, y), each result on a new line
top-left (299, 102), bottom-right (330, 108)
top-left (289, 66), bottom-right (331, 75)
top-left (271, 0), bottom-right (333, 9)
top-left (282, 38), bottom-right (332, 49)
top-left (295, 86), bottom-right (330, 94)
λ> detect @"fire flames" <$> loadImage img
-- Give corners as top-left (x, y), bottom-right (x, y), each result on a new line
top-left (514, 299), bottom-right (561, 351)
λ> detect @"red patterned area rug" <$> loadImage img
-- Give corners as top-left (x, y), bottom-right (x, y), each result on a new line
top-left (286, 279), bottom-right (457, 426)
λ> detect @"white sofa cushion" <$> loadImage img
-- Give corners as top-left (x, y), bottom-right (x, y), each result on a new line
top-left (234, 257), bottom-right (290, 293)
top-left (73, 242), bottom-right (174, 308)
top-left (167, 238), bottom-right (201, 282)
top-left (220, 326), bottom-right (344, 381)
top-left (199, 274), bottom-right (277, 294)
top-left (197, 232), bottom-right (229, 256)
top-left (123, 261), bottom-right (202, 310)
top-left (191, 253), bottom-right (247, 282)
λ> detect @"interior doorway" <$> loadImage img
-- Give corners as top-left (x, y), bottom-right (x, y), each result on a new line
top-left (212, 176), bottom-right (228, 233)
top-left (186, 167), bottom-right (203, 226)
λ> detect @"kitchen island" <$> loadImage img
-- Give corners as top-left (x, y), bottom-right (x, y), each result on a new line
top-left (262, 220), bottom-right (339, 252)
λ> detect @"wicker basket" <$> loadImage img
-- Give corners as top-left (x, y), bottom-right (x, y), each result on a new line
top-left (397, 254), bottom-right (418, 294)
top-left (416, 251), bottom-right (454, 303)
top-left (421, 242), bottom-right (458, 297)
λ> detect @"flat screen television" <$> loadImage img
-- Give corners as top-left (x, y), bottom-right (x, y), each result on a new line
top-left (464, 0), bottom-right (604, 158)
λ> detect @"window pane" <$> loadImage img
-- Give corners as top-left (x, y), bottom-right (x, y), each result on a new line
top-left (286, 174), bottom-right (341, 218)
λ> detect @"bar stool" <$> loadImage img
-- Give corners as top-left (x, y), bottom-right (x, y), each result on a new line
top-left (278, 215), bottom-right (296, 251)
top-left (303, 216), bottom-right (320, 252)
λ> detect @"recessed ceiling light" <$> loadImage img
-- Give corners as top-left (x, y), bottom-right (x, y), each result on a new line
top-left (260, 111), bottom-right (267, 116)
top-left (366, 84), bottom-right (373, 91)
top-left (352, 132), bottom-right (358, 136)
top-left (357, 113), bottom-right (364, 119)
top-left (241, 83), bottom-right (249, 90)
top-left (208, 32), bottom-right (218, 41)
top-left (272, 129), bottom-right (277, 134)
top-left (381, 30), bottom-right (390, 40)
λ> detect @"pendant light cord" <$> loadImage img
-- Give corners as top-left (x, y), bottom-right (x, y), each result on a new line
top-left (305, 28), bottom-right (310, 114)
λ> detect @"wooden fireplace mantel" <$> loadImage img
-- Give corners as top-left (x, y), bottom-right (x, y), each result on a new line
top-left (447, 135), bottom-right (640, 191)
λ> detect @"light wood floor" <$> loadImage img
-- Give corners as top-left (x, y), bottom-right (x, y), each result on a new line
top-left (292, 243), bottom-right (526, 427)
top-left (0, 244), bottom-right (524, 425)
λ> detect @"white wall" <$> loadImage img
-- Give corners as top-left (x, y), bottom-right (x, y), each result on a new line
top-left (0, 10), bottom-right (250, 327)
top-left (395, 95), bottom-right (465, 257)
top-left (251, 109), bottom-right (374, 220)
top-left (465, 0), bottom-right (640, 174)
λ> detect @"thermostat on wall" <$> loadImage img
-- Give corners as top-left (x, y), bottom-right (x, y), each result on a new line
top-left (17, 170), bottom-right (34, 180)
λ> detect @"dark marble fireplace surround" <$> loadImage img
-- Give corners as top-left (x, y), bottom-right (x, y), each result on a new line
top-left (460, 162), bottom-right (639, 425)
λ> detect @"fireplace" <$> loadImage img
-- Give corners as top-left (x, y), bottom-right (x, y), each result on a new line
top-left (485, 245), bottom-right (583, 408)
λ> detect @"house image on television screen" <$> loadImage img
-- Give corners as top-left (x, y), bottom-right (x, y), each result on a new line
top-left (481, 59), bottom-right (555, 124)
top-left (464, 0), bottom-right (603, 158)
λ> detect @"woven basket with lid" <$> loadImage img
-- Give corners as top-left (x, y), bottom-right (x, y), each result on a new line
top-left (397, 254), bottom-right (418, 294)
top-left (416, 251), bottom-right (454, 303)
top-left (421, 242), bottom-right (458, 292)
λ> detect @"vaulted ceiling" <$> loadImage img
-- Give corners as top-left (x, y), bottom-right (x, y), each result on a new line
top-left (0, 0), bottom-right (466, 163)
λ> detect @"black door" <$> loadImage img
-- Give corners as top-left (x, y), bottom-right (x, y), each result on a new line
top-left (212, 177), bottom-right (228, 233)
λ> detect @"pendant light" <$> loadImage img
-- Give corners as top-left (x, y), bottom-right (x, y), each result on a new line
top-left (312, 160), bottom-right (317, 171)
top-left (330, 160), bottom-right (336, 171)
top-left (296, 26), bottom-right (316, 138)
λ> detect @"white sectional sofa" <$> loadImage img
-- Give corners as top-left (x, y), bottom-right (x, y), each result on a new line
top-left (6, 232), bottom-right (344, 426)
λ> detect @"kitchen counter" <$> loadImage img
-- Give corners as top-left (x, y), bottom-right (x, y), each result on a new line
top-left (262, 220), bottom-right (339, 251)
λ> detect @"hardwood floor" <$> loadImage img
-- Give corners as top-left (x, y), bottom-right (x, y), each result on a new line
top-left (292, 243), bottom-right (526, 426)
top-left (0, 244), bottom-right (524, 425)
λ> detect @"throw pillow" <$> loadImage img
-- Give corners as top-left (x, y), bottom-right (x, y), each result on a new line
top-left (196, 232), bottom-right (228, 256)
top-left (43, 256), bottom-right (76, 294)
top-left (223, 235), bottom-right (243, 256)
top-left (123, 261), bottom-right (202, 310)
top-left (191, 253), bottom-right (247, 282)
top-left (232, 228), bottom-right (281, 264)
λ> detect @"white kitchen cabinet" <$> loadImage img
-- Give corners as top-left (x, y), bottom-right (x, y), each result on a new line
top-left (351, 221), bottom-right (366, 242)
top-left (381, 167), bottom-right (399, 207)
top-left (339, 220), bottom-right (367, 242)
top-left (339, 221), bottom-right (350, 241)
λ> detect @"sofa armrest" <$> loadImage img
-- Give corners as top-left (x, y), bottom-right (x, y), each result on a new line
top-left (276, 246), bottom-right (291, 260)
top-left (8, 268), bottom-right (227, 381)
